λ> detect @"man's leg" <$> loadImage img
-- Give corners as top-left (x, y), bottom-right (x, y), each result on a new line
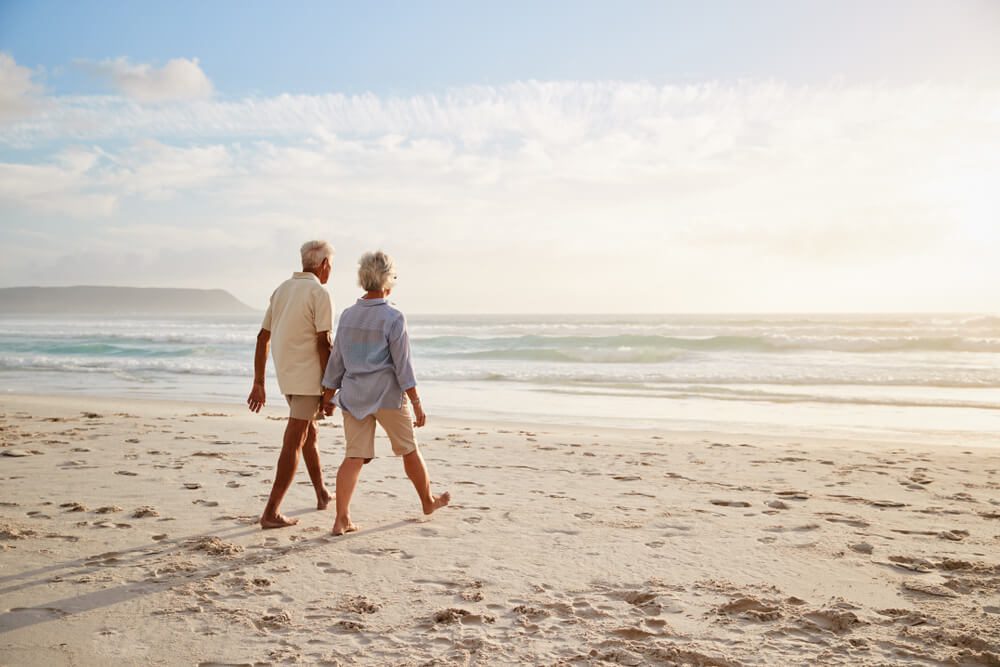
top-left (301, 420), bottom-right (333, 509)
top-left (402, 449), bottom-right (451, 515)
top-left (332, 457), bottom-right (364, 535)
top-left (260, 417), bottom-right (310, 528)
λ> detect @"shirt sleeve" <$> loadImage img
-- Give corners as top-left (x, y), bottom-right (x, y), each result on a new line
top-left (314, 288), bottom-right (333, 333)
top-left (388, 312), bottom-right (417, 392)
top-left (322, 324), bottom-right (346, 390)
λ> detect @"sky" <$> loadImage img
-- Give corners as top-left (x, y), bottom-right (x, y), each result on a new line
top-left (1, 0), bottom-right (998, 313)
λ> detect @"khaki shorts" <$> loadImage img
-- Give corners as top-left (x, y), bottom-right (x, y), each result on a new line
top-left (342, 400), bottom-right (418, 461)
top-left (285, 394), bottom-right (323, 421)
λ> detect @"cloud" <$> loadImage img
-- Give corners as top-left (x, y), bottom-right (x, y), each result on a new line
top-left (79, 57), bottom-right (213, 103)
top-left (0, 53), bottom-right (43, 122)
top-left (1, 80), bottom-right (998, 311)
top-left (0, 147), bottom-right (116, 217)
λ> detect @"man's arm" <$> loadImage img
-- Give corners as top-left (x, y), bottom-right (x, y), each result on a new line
top-left (247, 328), bottom-right (270, 413)
top-left (316, 330), bottom-right (332, 376)
top-left (321, 328), bottom-right (343, 415)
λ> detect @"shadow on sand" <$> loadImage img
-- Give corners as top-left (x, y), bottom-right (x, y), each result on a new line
top-left (0, 509), bottom-right (418, 634)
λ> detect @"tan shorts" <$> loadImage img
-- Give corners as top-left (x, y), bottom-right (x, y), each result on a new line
top-left (342, 400), bottom-right (418, 460)
top-left (285, 394), bottom-right (323, 421)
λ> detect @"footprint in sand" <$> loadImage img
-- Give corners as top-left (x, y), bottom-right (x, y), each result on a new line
top-left (315, 561), bottom-right (350, 575)
top-left (710, 499), bottom-right (751, 508)
top-left (350, 546), bottom-right (414, 560)
top-left (429, 608), bottom-right (496, 625)
top-left (801, 607), bottom-right (865, 633)
top-left (717, 597), bottom-right (781, 622)
top-left (512, 604), bottom-right (550, 619)
top-left (339, 595), bottom-right (381, 614)
top-left (85, 551), bottom-right (124, 566)
top-left (821, 513), bottom-right (870, 528)
top-left (2, 449), bottom-right (35, 457)
top-left (775, 490), bottom-right (810, 500)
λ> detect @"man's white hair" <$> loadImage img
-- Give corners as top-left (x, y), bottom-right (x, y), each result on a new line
top-left (357, 250), bottom-right (397, 292)
top-left (300, 240), bottom-right (335, 270)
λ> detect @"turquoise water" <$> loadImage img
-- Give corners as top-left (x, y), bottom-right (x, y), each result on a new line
top-left (1, 314), bottom-right (998, 444)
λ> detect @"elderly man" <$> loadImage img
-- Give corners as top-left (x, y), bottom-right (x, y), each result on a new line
top-left (248, 240), bottom-right (336, 529)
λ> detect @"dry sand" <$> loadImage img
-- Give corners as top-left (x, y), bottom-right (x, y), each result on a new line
top-left (1, 393), bottom-right (999, 666)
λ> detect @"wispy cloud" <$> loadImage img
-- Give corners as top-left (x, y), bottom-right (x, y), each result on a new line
top-left (77, 57), bottom-right (213, 103)
top-left (1, 79), bottom-right (998, 311)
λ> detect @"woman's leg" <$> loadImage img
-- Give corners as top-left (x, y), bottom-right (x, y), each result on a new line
top-left (378, 403), bottom-right (452, 516)
top-left (402, 449), bottom-right (451, 515)
top-left (332, 457), bottom-right (364, 535)
top-left (333, 409), bottom-right (375, 535)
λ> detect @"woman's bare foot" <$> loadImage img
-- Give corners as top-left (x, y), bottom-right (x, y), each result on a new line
top-left (260, 514), bottom-right (299, 530)
top-left (331, 516), bottom-right (359, 536)
top-left (317, 488), bottom-right (334, 510)
top-left (422, 491), bottom-right (451, 515)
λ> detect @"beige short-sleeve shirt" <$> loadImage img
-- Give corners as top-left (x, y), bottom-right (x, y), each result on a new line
top-left (261, 272), bottom-right (333, 395)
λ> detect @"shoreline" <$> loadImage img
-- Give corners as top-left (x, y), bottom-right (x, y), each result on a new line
top-left (4, 389), bottom-right (997, 454)
top-left (2, 392), bottom-right (999, 664)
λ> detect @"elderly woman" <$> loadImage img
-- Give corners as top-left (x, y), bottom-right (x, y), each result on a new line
top-left (321, 250), bottom-right (450, 535)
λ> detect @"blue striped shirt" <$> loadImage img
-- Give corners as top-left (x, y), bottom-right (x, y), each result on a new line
top-left (321, 298), bottom-right (417, 419)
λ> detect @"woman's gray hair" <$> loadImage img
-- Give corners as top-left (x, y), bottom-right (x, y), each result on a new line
top-left (357, 250), bottom-right (397, 292)
top-left (300, 240), bottom-right (335, 270)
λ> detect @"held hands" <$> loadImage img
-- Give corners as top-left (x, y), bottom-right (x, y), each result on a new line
top-left (322, 388), bottom-right (337, 416)
top-left (247, 382), bottom-right (266, 413)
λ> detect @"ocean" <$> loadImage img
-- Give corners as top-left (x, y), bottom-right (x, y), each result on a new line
top-left (1, 313), bottom-right (997, 446)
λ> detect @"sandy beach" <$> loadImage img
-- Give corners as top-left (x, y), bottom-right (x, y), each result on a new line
top-left (1, 392), bottom-right (998, 665)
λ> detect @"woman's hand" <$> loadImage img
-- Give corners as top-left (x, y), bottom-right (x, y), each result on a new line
top-left (412, 400), bottom-right (426, 428)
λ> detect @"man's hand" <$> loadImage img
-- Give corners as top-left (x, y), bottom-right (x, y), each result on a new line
top-left (323, 399), bottom-right (336, 417)
top-left (247, 382), bottom-right (266, 413)
top-left (412, 401), bottom-right (427, 428)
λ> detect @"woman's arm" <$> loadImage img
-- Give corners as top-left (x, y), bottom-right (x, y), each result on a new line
top-left (389, 314), bottom-right (424, 427)
top-left (405, 386), bottom-right (426, 427)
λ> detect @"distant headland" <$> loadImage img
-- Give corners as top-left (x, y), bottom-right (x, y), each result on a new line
top-left (0, 286), bottom-right (257, 315)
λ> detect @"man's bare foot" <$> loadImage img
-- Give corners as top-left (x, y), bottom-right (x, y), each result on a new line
top-left (317, 489), bottom-right (334, 510)
top-left (422, 491), bottom-right (451, 515)
top-left (331, 517), bottom-right (359, 536)
top-left (260, 514), bottom-right (299, 530)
